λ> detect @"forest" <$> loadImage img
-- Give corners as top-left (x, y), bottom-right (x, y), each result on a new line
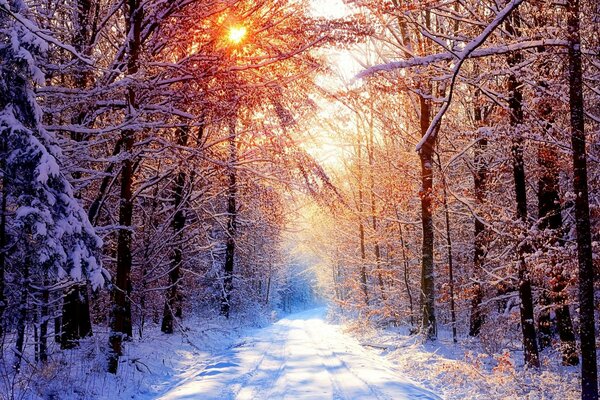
top-left (0, 0), bottom-right (598, 398)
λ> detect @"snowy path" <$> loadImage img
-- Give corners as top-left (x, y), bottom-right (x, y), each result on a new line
top-left (157, 308), bottom-right (440, 400)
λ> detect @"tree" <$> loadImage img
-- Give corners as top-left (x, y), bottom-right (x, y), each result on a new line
top-left (0, 0), bottom-right (104, 370)
top-left (566, 0), bottom-right (598, 396)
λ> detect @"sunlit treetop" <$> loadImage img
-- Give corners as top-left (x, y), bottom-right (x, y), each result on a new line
top-left (228, 25), bottom-right (247, 44)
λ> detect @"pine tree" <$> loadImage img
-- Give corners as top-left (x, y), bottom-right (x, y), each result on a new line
top-left (0, 0), bottom-right (104, 370)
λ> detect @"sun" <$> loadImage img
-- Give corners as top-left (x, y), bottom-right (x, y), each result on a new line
top-left (228, 26), bottom-right (247, 44)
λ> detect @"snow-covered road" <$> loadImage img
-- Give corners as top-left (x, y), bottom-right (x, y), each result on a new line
top-left (157, 308), bottom-right (440, 400)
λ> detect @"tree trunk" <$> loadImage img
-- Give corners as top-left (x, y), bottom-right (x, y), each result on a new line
top-left (469, 104), bottom-right (487, 337)
top-left (0, 157), bottom-right (6, 341)
top-left (39, 279), bottom-right (49, 362)
top-left (109, 129), bottom-right (134, 373)
top-left (221, 119), bottom-right (237, 318)
top-left (108, 0), bottom-right (142, 374)
top-left (506, 10), bottom-right (540, 369)
top-left (419, 94), bottom-right (436, 339)
top-left (367, 110), bottom-right (385, 301)
top-left (265, 266), bottom-right (272, 305)
top-left (61, 284), bottom-right (92, 349)
top-left (14, 260), bottom-right (29, 373)
top-left (397, 220), bottom-right (414, 326)
top-left (566, 0), bottom-right (598, 397)
top-left (510, 88), bottom-right (540, 368)
top-left (357, 125), bottom-right (369, 306)
top-left (162, 126), bottom-right (190, 333)
top-left (536, 115), bottom-right (578, 365)
top-left (58, 0), bottom-right (96, 348)
top-left (438, 154), bottom-right (457, 343)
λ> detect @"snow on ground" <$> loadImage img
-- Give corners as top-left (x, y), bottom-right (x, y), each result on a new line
top-left (346, 320), bottom-right (581, 400)
top-left (6, 306), bottom-right (579, 399)
top-left (155, 308), bottom-right (440, 400)
top-left (0, 313), bottom-right (265, 399)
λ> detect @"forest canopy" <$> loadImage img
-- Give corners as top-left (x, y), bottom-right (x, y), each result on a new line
top-left (0, 0), bottom-right (599, 398)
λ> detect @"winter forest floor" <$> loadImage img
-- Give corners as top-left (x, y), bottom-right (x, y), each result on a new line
top-left (154, 307), bottom-right (439, 400)
top-left (2, 306), bottom-right (583, 399)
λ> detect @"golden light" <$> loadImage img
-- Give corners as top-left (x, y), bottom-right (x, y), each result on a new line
top-left (227, 26), bottom-right (247, 44)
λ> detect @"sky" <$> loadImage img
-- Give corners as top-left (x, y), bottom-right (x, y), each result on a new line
top-left (311, 0), bottom-right (363, 82)
top-left (301, 0), bottom-right (363, 170)
top-left (310, 0), bottom-right (351, 18)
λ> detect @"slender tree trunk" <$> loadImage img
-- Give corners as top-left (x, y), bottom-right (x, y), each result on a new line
top-left (470, 102), bottom-right (487, 337)
top-left (34, 312), bottom-right (39, 362)
top-left (511, 119), bottom-right (541, 368)
top-left (566, 0), bottom-right (598, 397)
top-left (265, 266), bottom-right (272, 305)
top-left (507, 10), bottom-right (539, 368)
top-left (536, 116), bottom-right (578, 365)
top-left (357, 127), bottom-right (369, 306)
top-left (367, 113), bottom-right (385, 300)
top-left (0, 155), bottom-right (6, 341)
top-left (419, 93), bottom-right (436, 339)
top-left (14, 260), bottom-right (29, 373)
top-left (162, 126), bottom-right (190, 333)
top-left (438, 154), bottom-right (457, 343)
top-left (221, 119), bottom-right (237, 318)
top-left (109, 130), bottom-right (134, 372)
top-left (397, 221), bottom-right (414, 327)
top-left (108, 0), bottom-right (142, 374)
top-left (137, 169), bottom-right (161, 338)
top-left (39, 278), bottom-right (49, 362)
top-left (371, 209), bottom-right (384, 301)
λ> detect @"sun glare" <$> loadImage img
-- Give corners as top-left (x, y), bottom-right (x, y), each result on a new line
top-left (228, 26), bottom-right (247, 44)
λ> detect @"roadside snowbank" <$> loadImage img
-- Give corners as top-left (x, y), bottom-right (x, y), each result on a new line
top-left (342, 320), bottom-right (581, 400)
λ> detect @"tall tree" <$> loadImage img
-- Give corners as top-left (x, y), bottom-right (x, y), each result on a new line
top-left (60, 0), bottom-right (97, 349)
top-left (221, 117), bottom-right (238, 318)
top-left (0, 0), bottom-right (104, 368)
top-left (418, 90), bottom-right (436, 339)
top-left (161, 125), bottom-right (192, 333)
top-left (470, 98), bottom-right (487, 337)
top-left (535, 83), bottom-right (578, 365)
top-left (566, 0), bottom-right (599, 396)
top-left (505, 9), bottom-right (540, 368)
top-left (108, 0), bottom-right (143, 374)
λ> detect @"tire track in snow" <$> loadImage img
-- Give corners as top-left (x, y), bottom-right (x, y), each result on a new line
top-left (304, 319), bottom-right (391, 400)
top-left (156, 308), bottom-right (440, 400)
top-left (233, 323), bottom-right (289, 400)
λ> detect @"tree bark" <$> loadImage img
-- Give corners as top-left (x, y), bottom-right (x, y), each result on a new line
top-left (470, 101), bottom-right (487, 337)
top-left (506, 10), bottom-right (540, 369)
top-left (566, 0), bottom-right (598, 397)
top-left (367, 112), bottom-right (385, 301)
top-left (162, 126), bottom-right (190, 333)
top-left (419, 94), bottom-right (436, 340)
top-left (397, 220), bottom-right (414, 326)
top-left (0, 153), bottom-right (6, 341)
top-left (108, 0), bottom-right (142, 374)
top-left (438, 154), bottom-right (457, 343)
top-left (39, 278), bottom-right (49, 362)
top-left (536, 106), bottom-right (578, 365)
top-left (61, 284), bottom-right (93, 349)
top-left (13, 259), bottom-right (28, 373)
top-left (357, 124), bottom-right (369, 306)
top-left (221, 119), bottom-right (237, 318)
